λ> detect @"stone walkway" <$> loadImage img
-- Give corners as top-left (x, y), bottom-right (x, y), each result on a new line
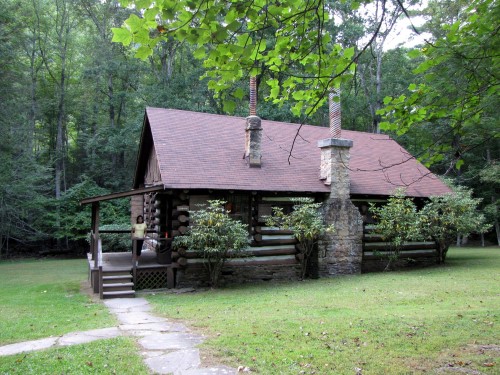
top-left (0, 297), bottom-right (238, 375)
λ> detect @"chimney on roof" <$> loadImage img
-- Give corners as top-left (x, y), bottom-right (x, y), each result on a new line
top-left (249, 75), bottom-right (257, 116)
top-left (329, 89), bottom-right (342, 138)
top-left (244, 76), bottom-right (262, 168)
top-left (318, 88), bottom-right (353, 197)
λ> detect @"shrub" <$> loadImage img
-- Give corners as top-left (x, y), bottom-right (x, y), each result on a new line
top-left (419, 186), bottom-right (489, 263)
top-left (369, 189), bottom-right (421, 271)
top-left (266, 198), bottom-right (334, 280)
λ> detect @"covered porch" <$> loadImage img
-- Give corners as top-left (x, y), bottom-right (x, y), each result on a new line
top-left (80, 185), bottom-right (175, 299)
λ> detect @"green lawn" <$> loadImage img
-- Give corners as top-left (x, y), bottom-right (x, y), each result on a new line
top-left (0, 258), bottom-right (115, 345)
top-left (147, 247), bottom-right (499, 374)
top-left (0, 337), bottom-right (149, 374)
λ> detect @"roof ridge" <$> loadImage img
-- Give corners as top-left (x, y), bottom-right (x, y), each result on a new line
top-left (145, 107), bottom-right (391, 138)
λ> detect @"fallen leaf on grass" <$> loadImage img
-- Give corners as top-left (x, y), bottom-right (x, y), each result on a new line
top-left (483, 362), bottom-right (495, 367)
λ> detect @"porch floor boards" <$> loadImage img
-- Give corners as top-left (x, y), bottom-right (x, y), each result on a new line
top-left (87, 250), bottom-right (169, 272)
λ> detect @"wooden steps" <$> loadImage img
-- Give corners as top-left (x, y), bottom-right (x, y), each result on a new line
top-left (101, 270), bottom-right (135, 299)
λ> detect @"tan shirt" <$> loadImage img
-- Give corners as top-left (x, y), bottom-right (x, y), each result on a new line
top-left (133, 223), bottom-right (147, 238)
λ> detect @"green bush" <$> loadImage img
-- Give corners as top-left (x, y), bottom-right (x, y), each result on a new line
top-left (266, 197), bottom-right (333, 280)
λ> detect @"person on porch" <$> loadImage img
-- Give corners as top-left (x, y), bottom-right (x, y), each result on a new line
top-left (131, 215), bottom-right (147, 266)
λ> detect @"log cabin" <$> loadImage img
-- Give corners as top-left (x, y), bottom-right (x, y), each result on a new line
top-left (81, 86), bottom-right (451, 298)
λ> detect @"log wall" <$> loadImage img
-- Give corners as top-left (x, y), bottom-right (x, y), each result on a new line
top-left (362, 224), bottom-right (438, 272)
top-left (171, 193), bottom-right (302, 287)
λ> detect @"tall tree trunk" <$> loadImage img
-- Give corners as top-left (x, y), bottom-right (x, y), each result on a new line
top-left (486, 148), bottom-right (500, 246)
top-left (28, 35), bottom-right (39, 154)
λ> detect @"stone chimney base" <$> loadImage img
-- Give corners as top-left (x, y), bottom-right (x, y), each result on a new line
top-left (319, 197), bottom-right (363, 275)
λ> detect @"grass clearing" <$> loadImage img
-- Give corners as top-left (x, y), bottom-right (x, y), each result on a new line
top-left (0, 337), bottom-right (148, 374)
top-left (0, 258), bottom-right (116, 345)
top-left (147, 247), bottom-right (499, 374)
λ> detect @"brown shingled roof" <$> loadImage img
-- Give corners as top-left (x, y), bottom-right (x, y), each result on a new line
top-left (141, 107), bottom-right (451, 198)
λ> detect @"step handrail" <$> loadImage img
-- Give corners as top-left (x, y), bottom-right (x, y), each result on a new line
top-left (97, 238), bottom-right (103, 299)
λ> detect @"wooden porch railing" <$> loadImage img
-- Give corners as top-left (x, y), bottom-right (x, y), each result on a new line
top-left (97, 238), bottom-right (103, 299)
top-left (132, 238), bottom-right (137, 288)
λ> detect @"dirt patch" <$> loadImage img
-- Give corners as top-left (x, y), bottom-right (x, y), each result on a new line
top-left (431, 344), bottom-right (499, 374)
top-left (80, 280), bottom-right (102, 304)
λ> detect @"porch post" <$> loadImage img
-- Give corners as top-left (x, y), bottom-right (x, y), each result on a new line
top-left (132, 240), bottom-right (137, 287)
top-left (92, 202), bottom-right (100, 265)
top-left (92, 202), bottom-right (100, 293)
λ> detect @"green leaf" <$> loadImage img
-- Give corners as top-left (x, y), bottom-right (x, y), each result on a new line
top-left (125, 14), bottom-right (143, 31)
top-left (134, 45), bottom-right (152, 60)
top-left (136, 0), bottom-right (152, 8)
top-left (343, 47), bottom-right (355, 60)
top-left (111, 28), bottom-right (132, 46)
top-left (407, 49), bottom-right (421, 59)
top-left (193, 46), bottom-right (206, 59)
top-left (233, 88), bottom-right (245, 100)
top-left (144, 7), bottom-right (159, 21)
top-left (223, 100), bottom-right (236, 113)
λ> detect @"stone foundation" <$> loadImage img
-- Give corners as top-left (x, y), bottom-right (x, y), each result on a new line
top-left (176, 263), bottom-right (300, 288)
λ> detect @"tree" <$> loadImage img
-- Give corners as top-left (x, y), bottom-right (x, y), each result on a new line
top-left (369, 188), bottom-right (420, 270)
top-left (356, 0), bottom-right (404, 133)
top-left (479, 160), bottom-right (500, 246)
top-left (49, 177), bottom-right (129, 242)
top-left (419, 185), bottom-right (489, 264)
top-left (111, 0), bottom-right (398, 119)
top-left (378, 0), bottom-right (499, 170)
top-left (173, 200), bottom-right (249, 288)
top-left (266, 198), bottom-right (334, 280)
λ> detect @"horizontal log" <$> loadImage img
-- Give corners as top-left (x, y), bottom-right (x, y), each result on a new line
top-left (178, 226), bottom-right (188, 235)
top-left (250, 238), bottom-right (297, 246)
top-left (98, 230), bottom-right (156, 234)
top-left (253, 234), bottom-right (294, 242)
top-left (363, 233), bottom-right (384, 241)
top-left (178, 214), bottom-right (189, 223)
top-left (249, 246), bottom-right (296, 257)
top-left (253, 226), bottom-right (294, 235)
top-left (180, 245), bottom-right (297, 259)
top-left (363, 242), bottom-right (436, 251)
top-left (363, 225), bottom-right (377, 233)
top-left (185, 255), bottom-right (298, 268)
top-left (363, 250), bottom-right (437, 260)
top-left (177, 247), bottom-right (187, 256)
top-left (177, 257), bottom-right (188, 267)
top-left (227, 255), bottom-right (298, 267)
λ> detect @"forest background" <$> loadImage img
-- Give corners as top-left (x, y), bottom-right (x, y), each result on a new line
top-left (0, 0), bottom-right (498, 256)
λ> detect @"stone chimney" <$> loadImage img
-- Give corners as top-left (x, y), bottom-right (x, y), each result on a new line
top-left (244, 76), bottom-right (262, 167)
top-left (317, 89), bottom-right (363, 276)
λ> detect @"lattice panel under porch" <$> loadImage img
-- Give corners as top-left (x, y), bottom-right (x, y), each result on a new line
top-left (136, 268), bottom-right (169, 290)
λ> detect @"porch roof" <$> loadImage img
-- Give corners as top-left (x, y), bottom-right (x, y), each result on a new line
top-left (80, 185), bottom-right (164, 205)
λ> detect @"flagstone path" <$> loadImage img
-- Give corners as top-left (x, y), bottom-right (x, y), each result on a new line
top-left (0, 297), bottom-right (238, 375)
